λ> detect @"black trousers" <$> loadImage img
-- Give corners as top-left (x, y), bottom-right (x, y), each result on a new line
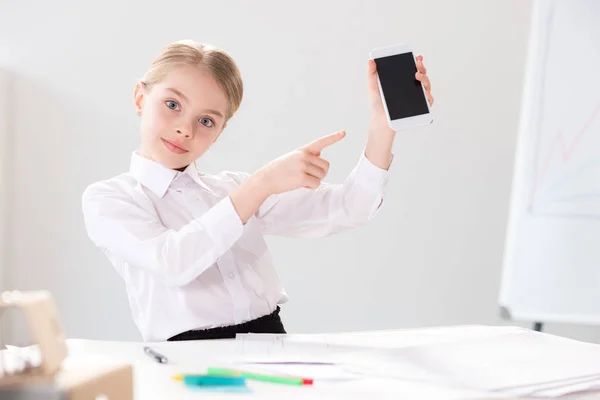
top-left (167, 306), bottom-right (286, 341)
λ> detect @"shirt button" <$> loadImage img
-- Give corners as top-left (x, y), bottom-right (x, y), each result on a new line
top-left (228, 272), bottom-right (235, 279)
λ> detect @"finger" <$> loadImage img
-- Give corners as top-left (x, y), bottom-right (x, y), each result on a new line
top-left (367, 59), bottom-right (379, 93)
top-left (303, 175), bottom-right (321, 190)
top-left (416, 61), bottom-right (427, 75)
top-left (304, 130), bottom-right (346, 154)
top-left (427, 93), bottom-right (434, 107)
top-left (304, 163), bottom-right (327, 180)
top-left (368, 58), bottom-right (377, 75)
top-left (305, 153), bottom-right (330, 173)
top-left (416, 73), bottom-right (431, 91)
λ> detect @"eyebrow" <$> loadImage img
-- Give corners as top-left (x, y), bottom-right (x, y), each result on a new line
top-left (165, 87), bottom-right (225, 119)
top-left (165, 87), bottom-right (188, 102)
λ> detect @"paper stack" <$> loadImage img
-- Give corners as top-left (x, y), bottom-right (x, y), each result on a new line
top-left (235, 326), bottom-right (600, 398)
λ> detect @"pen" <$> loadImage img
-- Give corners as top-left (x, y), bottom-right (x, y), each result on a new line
top-left (143, 346), bottom-right (168, 364)
top-left (206, 367), bottom-right (313, 385)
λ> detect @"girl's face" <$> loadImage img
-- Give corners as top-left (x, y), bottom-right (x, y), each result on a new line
top-left (134, 65), bottom-right (229, 170)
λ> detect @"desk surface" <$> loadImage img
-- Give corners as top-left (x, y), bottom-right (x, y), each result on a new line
top-left (65, 333), bottom-right (600, 400)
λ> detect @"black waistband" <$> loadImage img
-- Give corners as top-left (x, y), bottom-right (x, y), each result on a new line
top-left (167, 306), bottom-right (286, 341)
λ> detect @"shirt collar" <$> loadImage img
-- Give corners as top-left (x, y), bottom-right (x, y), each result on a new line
top-left (129, 152), bottom-right (199, 198)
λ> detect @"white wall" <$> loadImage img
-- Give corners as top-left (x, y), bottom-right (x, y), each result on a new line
top-left (0, 69), bottom-right (11, 295)
top-left (2, 0), bottom-right (597, 343)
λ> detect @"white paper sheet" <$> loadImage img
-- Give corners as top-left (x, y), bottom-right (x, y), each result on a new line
top-left (236, 362), bottom-right (362, 381)
top-left (364, 330), bottom-right (600, 393)
top-left (235, 326), bottom-right (600, 397)
top-left (500, 375), bottom-right (600, 397)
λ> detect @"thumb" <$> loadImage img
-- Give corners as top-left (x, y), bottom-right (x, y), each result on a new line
top-left (367, 59), bottom-right (383, 109)
top-left (303, 130), bottom-right (346, 155)
top-left (367, 59), bottom-right (379, 93)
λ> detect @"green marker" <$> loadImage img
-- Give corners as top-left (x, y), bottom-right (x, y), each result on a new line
top-left (207, 367), bottom-right (314, 385)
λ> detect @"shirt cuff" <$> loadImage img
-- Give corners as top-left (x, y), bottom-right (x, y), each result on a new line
top-left (350, 152), bottom-right (393, 195)
top-left (197, 196), bottom-right (244, 257)
top-left (257, 193), bottom-right (280, 218)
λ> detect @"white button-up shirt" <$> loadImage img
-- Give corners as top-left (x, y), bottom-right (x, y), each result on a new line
top-left (82, 151), bottom-right (390, 341)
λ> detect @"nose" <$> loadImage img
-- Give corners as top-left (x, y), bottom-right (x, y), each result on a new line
top-left (176, 127), bottom-right (192, 139)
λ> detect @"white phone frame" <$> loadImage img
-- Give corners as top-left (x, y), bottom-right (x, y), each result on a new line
top-left (369, 43), bottom-right (433, 131)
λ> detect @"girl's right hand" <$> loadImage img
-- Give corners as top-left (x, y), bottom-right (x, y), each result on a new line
top-left (258, 130), bottom-right (346, 195)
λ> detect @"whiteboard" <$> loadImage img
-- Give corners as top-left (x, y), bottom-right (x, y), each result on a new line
top-left (500, 0), bottom-right (600, 325)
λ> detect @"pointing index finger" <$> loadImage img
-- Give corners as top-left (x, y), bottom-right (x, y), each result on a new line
top-left (304, 130), bottom-right (346, 154)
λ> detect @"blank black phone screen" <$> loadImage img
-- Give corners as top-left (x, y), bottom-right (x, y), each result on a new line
top-left (374, 53), bottom-right (429, 120)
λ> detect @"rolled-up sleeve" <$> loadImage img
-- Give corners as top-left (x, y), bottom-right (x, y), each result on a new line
top-left (82, 183), bottom-right (243, 287)
top-left (257, 152), bottom-right (391, 238)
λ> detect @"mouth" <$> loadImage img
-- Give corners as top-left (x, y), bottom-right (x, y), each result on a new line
top-left (161, 138), bottom-right (188, 154)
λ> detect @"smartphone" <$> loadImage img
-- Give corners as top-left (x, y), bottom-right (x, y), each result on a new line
top-left (370, 44), bottom-right (433, 131)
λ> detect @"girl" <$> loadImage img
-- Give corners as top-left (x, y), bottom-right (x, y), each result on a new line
top-left (82, 40), bottom-right (434, 342)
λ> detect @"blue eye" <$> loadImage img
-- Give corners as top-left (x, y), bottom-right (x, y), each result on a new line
top-left (199, 117), bottom-right (214, 127)
top-left (165, 100), bottom-right (180, 111)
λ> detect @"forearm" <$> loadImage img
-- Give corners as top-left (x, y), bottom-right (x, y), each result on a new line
top-left (230, 171), bottom-right (271, 224)
top-left (364, 114), bottom-right (395, 170)
top-left (259, 153), bottom-right (389, 237)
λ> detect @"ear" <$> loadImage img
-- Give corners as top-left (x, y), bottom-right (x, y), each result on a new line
top-left (133, 82), bottom-right (146, 116)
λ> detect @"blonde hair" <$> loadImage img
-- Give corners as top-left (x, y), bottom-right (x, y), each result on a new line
top-left (141, 40), bottom-right (243, 120)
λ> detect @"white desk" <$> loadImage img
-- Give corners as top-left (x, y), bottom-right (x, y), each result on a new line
top-left (65, 333), bottom-right (600, 400)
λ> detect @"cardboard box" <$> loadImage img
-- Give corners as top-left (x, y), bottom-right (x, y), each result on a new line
top-left (0, 291), bottom-right (133, 399)
top-left (0, 361), bottom-right (133, 399)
